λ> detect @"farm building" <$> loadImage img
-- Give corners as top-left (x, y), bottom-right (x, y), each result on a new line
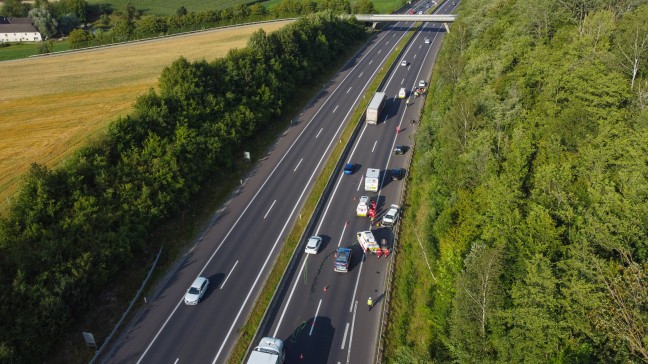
top-left (0, 17), bottom-right (42, 42)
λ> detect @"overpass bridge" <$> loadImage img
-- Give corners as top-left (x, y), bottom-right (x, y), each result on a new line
top-left (351, 14), bottom-right (457, 31)
top-left (354, 14), bottom-right (457, 23)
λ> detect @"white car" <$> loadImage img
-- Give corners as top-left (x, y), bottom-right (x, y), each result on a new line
top-left (184, 276), bottom-right (209, 305)
top-left (382, 204), bottom-right (400, 227)
top-left (400, 60), bottom-right (408, 67)
top-left (398, 88), bottom-right (407, 99)
top-left (424, 38), bottom-right (430, 44)
top-left (304, 236), bottom-right (322, 254)
top-left (418, 80), bottom-right (427, 87)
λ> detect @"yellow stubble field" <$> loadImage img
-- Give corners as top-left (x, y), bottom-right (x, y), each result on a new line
top-left (0, 20), bottom-right (291, 212)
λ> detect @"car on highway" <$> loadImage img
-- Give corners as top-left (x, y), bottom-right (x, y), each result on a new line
top-left (424, 38), bottom-right (431, 44)
top-left (184, 276), bottom-right (209, 305)
top-left (390, 168), bottom-right (406, 180)
top-left (400, 60), bottom-right (408, 67)
top-left (418, 10), bottom-right (423, 14)
top-left (247, 337), bottom-right (285, 364)
top-left (344, 162), bottom-right (355, 175)
top-left (304, 235), bottom-right (322, 254)
top-left (334, 247), bottom-right (352, 272)
top-left (418, 80), bottom-right (428, 88)
top-left (398, 88), bottom-right (407, 99)
top-left (382, 204), bottom-right (400, 227)
top-left (393, 145), bottom-right (406, 155)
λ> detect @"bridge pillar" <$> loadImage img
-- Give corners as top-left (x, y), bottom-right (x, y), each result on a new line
top-left (444, 22), bottom-right (450, 33)
top-left (373, 22), bottom-right (378, 29)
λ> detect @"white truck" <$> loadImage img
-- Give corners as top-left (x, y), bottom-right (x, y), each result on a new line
top-left (364, 168), bottom-right (380, 192)
top-left (366, 92), bottom-right (385, 124)
top-left (357, 230), bottom-right (380, 253)
top-left (247, 337), bottom-right (285, 364)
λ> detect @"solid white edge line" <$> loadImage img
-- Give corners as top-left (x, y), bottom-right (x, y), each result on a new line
top-left (349, 255), bottom-right (365, 313)
top-left (220, 260), bottom-right (239, 289)
top-left (346, 301), bottom-right (358, 364)
top-left (308, 299), bottom-right (323, 336)
top-left (272, 258), bottom-right (308, 338)
top-left (263, 199), bottom-right (277, 219)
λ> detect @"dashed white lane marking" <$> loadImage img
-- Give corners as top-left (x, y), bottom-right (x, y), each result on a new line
top-left (346, 301), bottom-right (358, 364)
top-left (357, 176), bottom-right (363, 191)
top-left (263, 200), bottom-right (277, 219)
top-left (371, 140), bottom-right (377, 153)
top-left (333, 105), bottom-right (339, 113)
top-left (309, 299), bottom-right (323, 336)
top-left (294, 158), bottom-right (303, 172)
top-left (316, 128), bottom-right (323, 138)
top-left (220, 260), bottom-right (238, 289)
top-left (338, 223), bottom-right (347, 248)
top-left (341, 322), bottom-right (350, 349)
top-left (358, 72), bottom-right (363, 78)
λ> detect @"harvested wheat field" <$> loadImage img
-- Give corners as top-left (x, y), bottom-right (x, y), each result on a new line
top-left (0, 20), bottom-right (292, 212)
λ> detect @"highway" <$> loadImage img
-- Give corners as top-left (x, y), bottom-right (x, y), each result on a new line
top-left (102, 1), bottom-right (455, 363)
top-left (253, 1), bottom-right (456, 363)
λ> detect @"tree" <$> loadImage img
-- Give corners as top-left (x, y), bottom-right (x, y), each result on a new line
top-left (502, 254), bottom-right (564, 362)
top-left (57, 14), bottom-right (80, 36)
top-left (68, 28), bottom-right (90, 48)
top-left (135, 16), bottom-right (167, 38)
top-left (176, 5), bottom-right (187, 17)
top-left (56, 0), bottom-right (87, 23)
top-left (29, 7), bottom-right (58, 39)
top-left (0, 0), bottom-right (30, 17)
top-left (38, 39), bottom-right (53, 53)
top-left (613, 4), bottom-right (648, 89)
top-left (111, 18), bottom-right (134, 42)
top-left (450, 242), bottom-right (503, 362)
top-left (352, 0), bottom-right (375, 14)
top-left (594, 252), bottom-right (648, 361)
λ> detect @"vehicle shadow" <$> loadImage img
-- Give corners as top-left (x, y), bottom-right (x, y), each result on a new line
top-left (285, 317), bottom-right (334, 364)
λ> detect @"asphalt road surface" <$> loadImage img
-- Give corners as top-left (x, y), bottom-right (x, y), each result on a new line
top-left (102, 1), bottom-right (455, 363)
top-left (253, 1), bottom-right (456, 364)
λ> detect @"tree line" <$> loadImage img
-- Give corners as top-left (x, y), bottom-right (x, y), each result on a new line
top-left (387, 0), bottom-right (648, 363)
top-left (0, 12), bottom-right (366, 362)
top-left (0, 0), bottom-right (375, 51)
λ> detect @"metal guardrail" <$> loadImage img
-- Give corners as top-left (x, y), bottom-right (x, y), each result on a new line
top-left (88, 247), bottom-right (163, 364)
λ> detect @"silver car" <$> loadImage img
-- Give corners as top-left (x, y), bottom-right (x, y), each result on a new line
top-left (184, 276), bottom-right (209, 305)
top-left (304, 236), bottom-right (322, 254)
top-left (382, 204), bottom-right (401, 227)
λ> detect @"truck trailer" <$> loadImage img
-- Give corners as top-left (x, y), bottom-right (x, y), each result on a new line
top-left (366, 92), bottom-right (386, 124)
top-left (364, 168), bottom-right (380, 192)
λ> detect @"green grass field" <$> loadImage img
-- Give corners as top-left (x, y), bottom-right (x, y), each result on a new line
top-left (85, 0), bottom-right (252, 15)
top-left (84, 0), bottom-right (404, 16)
top-left (0, 42), bottom-right (71, 61)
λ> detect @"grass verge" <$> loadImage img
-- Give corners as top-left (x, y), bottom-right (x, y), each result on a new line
top-left (226, 22), bottom-right (422, 364)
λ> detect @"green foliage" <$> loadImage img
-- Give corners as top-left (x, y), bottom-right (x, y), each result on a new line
top-left (67, 28), bottom-right (91, 48)
top-left (0, 13), bottom-right (365, 362)
top-left (385, 0), bottom-right (648, 362)
top-left (0, 0), bottom-right (31, 17)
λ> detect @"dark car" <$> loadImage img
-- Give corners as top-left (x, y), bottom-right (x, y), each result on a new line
top-left (334, 247), bottom-right (352, 273)
top-left (391, 168), bottom-right (406, 180)
top-left (344, 162), bottom-right (355, 175)
top-left (393, 145), bottom-right (407, 155)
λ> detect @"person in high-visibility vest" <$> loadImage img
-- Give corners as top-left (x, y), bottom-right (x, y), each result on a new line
top-left (368, 297), bottom-right (374, 310)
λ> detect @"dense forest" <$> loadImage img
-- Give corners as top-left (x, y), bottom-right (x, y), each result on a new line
top-left (0, 13), bottom-right (366, 363)
top-left (387, 0), bottom-right (648, 363)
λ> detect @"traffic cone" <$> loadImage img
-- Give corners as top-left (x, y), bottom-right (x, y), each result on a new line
top-left (377, 250), bottom-right (382, 258)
